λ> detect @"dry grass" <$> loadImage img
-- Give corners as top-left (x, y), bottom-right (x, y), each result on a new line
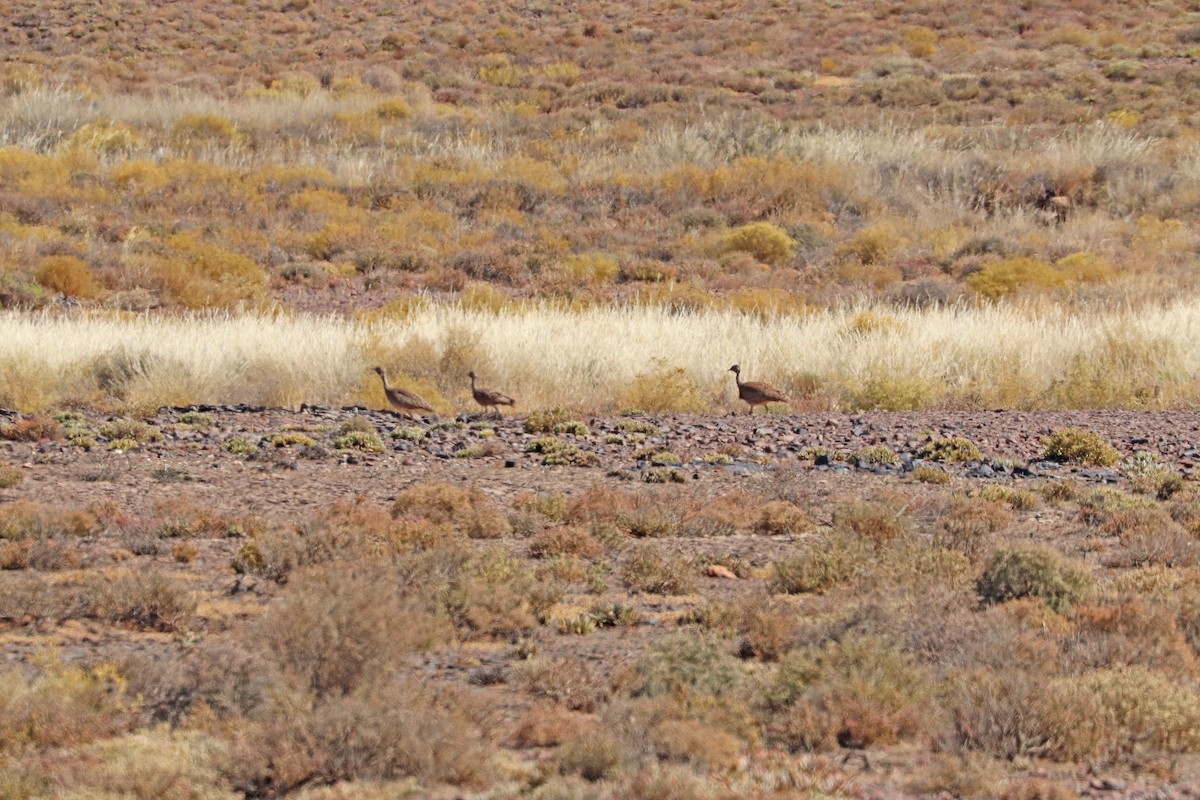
top-left (2, 301), bottom-right (1200, 411)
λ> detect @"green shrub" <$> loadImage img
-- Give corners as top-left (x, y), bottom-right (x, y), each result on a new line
top-left (263, 432), bottom-right (317, 448)
top-left (1041, 428), bottom-right (1119, 466)
top-left (976, 545), bottom-right (1091, 612)
top-left (525, 437), bottom-right (599, 467)
top-left (851, 445), bottom-right (897, 466)
top-left (769, 533), bottom-right (867, 594)
top-left (966, 257), bottom-right (1065, 300)
top-left (223, 437), bottom-right (256, 455)
top-left (633, 634), bottom-right (741, 698)
top-left (913, 465), bottom-right (950, 484)
top-left (525, 407), bottom-right (573, 434)
top-left (99, 419), bottom-right (162, 444)
top-left (333, 430), bottom-right (384, 452)
top-left (920, 436), bottom-right (981, 462)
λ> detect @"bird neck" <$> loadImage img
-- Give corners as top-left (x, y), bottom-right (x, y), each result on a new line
top-left (734, 371), bottom-right (743, 386)
top-left (470, 374), bottom-right (476, 390)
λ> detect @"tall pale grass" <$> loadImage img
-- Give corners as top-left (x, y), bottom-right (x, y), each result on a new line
top-left (0, 302), bottom-right (1197, 413)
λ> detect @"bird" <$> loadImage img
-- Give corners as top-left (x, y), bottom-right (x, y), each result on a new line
top-left (729, 364), bottom-right (789, 414)
top-left (373, 366), bottom-right (435, 418)
top-left (468, 370), bottom-right (515, 417)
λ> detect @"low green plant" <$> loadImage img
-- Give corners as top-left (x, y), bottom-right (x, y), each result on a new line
top-left (852, 445), bottom-right (897, 466)
top-left (634, 633), bottom-right (741, 698)
top-left (263, 432), bottom-right (317, 448)
top-left (976, 544), bottom-right (1091, 611)
top-left (920, 436), bottom-right (982, 462)
top-left (333, 430), bottom-right (384, 452)
top-left (526, 437), bottom-right (599, 467)
top-left (621, 542), bottom-right (696, 594)
top-left (524, 407), bottom-right (573, 434)
top-left (1041, 428), bottom-right (1119, 466)
top-left (223, 437), bottom-right (256, 455)
top-left (769, 532), bottom-right (867, 594)
top-left (99, 419), bottom-right (162, 444)
top-left (913, 465), bottom-right (950, 484)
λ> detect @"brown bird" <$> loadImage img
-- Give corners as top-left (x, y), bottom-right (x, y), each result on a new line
top-left (1037, 187), bottom-right (1071, 225)
top-left (469, 370), bottom-right (515, 417)
top-left (373, 366), bottom-right (435, 418)
top-left (729, 364), bottom-right (789, 414)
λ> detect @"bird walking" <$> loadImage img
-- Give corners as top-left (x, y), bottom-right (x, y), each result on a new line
top-left (373, 366), bottom-right (435, 419)
top-left (729, 364), bottom-right (789, 414)
top-left (469, 370), bottom-right (515, 417)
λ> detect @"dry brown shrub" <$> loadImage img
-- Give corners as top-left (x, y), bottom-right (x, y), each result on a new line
top-left (0, 415), bottom-right (63, 442)
top-left (1102, 507), bottom-right (1200, 568)
top-left (755, 500), bottom-right (814, 536)
top-left (650, 718), bottom-right (741, 771)
top-left (80, 569), bottom-right (197, 632)
top-left (226, 680), bottom-right (493, 794)
top-left (737, 594), bottom-right (796, 661)
top-left (0, 500), bottom-right (97, 539)
top-left (621, 542), bottom-right (696, 594)
top-left (528, 525), bottom-right (604, 559)
top-left (1063, 597), bottom-right (1197, 677)
top-left (509, 702), bottom-right (593, 748)
top-left (569, 485), bottom-right (684, 539)
top-left (833, 499), bottom-right (912, 548)
top-left (0, 658), bottom-right (130, 753)
top-left (518, 656), bottom-right (610, 712)
top-left (936, 495), bottom-right (1014, 562)
top-left (391, 480), bottom-right (511, 539)
top-left (557, 729), bottom-right (625, 782)
top-left (254, 561), bottom-right (451, 699)
top-left (0, 538), bottom-right (79, 571)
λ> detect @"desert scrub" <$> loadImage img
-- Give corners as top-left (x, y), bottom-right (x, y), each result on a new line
top-left (223, 437), bottom-right (256, 455)
top-left (524, 407), bottom-right (573, 434)
top-left (0, 416), bottom-right (62, 442)
top-left (616, 419), bottom-right (660, 435)
top-left (762, 634), bottom-right (935, 750)
top-left (721, 221), bottom-right (795, 265)
top-left (553, 420), bottom-right (590, 436)
top-left (913, 465), bottom-right (950, 484)
top-left (620, 359), bottom-right (707, 413)
top-left (332, 430), bottom-right (384, 452)
top-left (1127, 453), bottom-right (1185, 500)
top-left (390, 480), bottom-right (510, 539)
top-left (99, 419), bottom-right (162, 445)
top-left (0, 463), bottom-right (22, 489)
top-left (769, 532), bottom-right (868, 594)
top-left (1041, 428), bottom-right (1119, 466)
top-left (920, 436), bottom-right (981, 462)
top-left (633, 633), bottom-right (741, 698)
top-left (525, 437), bottom-right (599, 467)
top-left (976, 545), bottom-right (1092, 612)
top-left (263, 431), bottom-right (317, 448)
top-left (833, 500), bottom-right (912, 548)
top-left (80, 569), bottom-right (197, 632)
top-left (621, 542), bottom-right (696, 594)
top-left (391, 425), bottom-right (426, 441)
top-left (851, 445), bottom-right (897, 467)
top-left (754, 500), bottom-right (813, 535)
top-left (972, 485), bottom-right (1037, 510)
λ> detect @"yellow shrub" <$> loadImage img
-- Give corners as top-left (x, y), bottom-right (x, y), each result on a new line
top-left (543, 61), bottom-right (582, 84)
top-left (68, 121), bottom-right (140, 156)
top-left (374, 97), bottom-right (413, 120)
top-left (1055, 252), bottom-right (1116, 284)
top-left (556, 252), bottom-right (619, 287)
top-left (479, 53), bottom-right (523, 86)
top-left (34, 255), bottom-right (101, 299)
top-left (170, 113), bottom-right (243, 151)
top-left (966, 257), bottom-right (1066, 300)
top-left (721, 222), bottom-right (795, 265)
top-left (902, 25), bottom-right (937, 57)
top-left (157, 233), bottom-right (266, 307)
top-left (619, 358), bottom-right (708, 413)
top-left (841, 223), bottom-right (905, 265)
top-left (109, 160), bottom-right (168, 191)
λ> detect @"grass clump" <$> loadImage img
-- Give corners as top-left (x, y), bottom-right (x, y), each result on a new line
top-left (851, 445), bottom-right (897, 466)
top-left (391, 481), bottom-right (511, 539)
top-left (0, 416), bottom-right (63, 442)
top-left (0, 463), bottom-right (22, 489)
top-left (633, 633), bottom-right (741, 698)
top-left (621, 542), bottom-right (696, 594)
top-left (263, 431), bottom-right (317, 448)
top-left (913, 465), bottom-right (950, 484)
top-left (976, 544), bottom-right (1092, 612)
top-left (619, 359), bottom-right (707, 413)
top-left (222, 437), bottom-right (256, 455)
top-left (526, 437), bottom-right (599, 467)
top-left (525, 407), bottom-right (573, 434)
top-left (769, 532), bottom-right (867, 594)
top-left (332, 430), bottom-right (384, 452)
top-left (920, 436), bottom-right (982, 462)
top-left (721, 221), bottom-right (796, 265)
top-left (1041, 428), bottom-right (1119, 466)
top-left (99, 419), bottom-right (162, 445)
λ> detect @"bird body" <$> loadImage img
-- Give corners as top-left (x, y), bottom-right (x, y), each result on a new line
top-left (373, 366), bottom-right (434, 417)
top-left (729, 364), bottom-right (789, 413)
top-left (469, 370), bottom-right (515, 416)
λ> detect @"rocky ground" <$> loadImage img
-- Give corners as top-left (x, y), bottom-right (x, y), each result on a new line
top-left (2, 406), bottom-right (1199, 799)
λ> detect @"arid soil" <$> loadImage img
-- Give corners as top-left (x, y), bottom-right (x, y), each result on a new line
top-left (2, 406), bottom-right (1200, 798)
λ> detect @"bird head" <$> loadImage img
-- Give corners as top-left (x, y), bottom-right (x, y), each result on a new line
top-left (372, 366), bottom-right (385, 376)
top-left (728, 364), bottom-right (740, 374)
top-left (468, 370), bottom-right (477, 380)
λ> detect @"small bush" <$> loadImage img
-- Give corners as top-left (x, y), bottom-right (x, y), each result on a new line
top-left (223, 437), bottom-right (256, 455)
top-left (976, 545), bottom-right (1091, 612)
top-left (851, 445), bottom-right (897, 466)
top-left (525, 407), bottom-right (573, 433)
top-left (34, 255), bottom-right (102, 299)
top-left (920, 436), bottom-right (982, 462)
top-left (332, 430), bottom-right (384, 452)
top-left (620, 359), bottom-right (707, 413)
top-left (0, 463), bottom-right (22, 489)
top-left (391, 481), bottom-right (510, 538)
top-left (769, 532), bottom-right (867, 594)
top-left (913, 465), bottom-right (950, 484)
top-left (0, 416), bottom-right (62, 442)
top-left (621, 542), bottom-right (696, 594)
top-left (1041, 428), bottom-right (1119, 466)
top-left (526, 437), bottom-right (600, 467)
top-left (721, 222), bottom-right (796, 265)
top-left (529, 526), bottom-right (603, 559)
top-left (99, 419), bottom-right (162, 444)
top-left (263, 431), bottom-right (316, 448)
top-left (633, 633), bottom-right (741, 698)
top-left (80, 569), bottom-right (197, 632)
top-left (755, 500), bottom-right (813, 535)
top-left (558, 730), bottom-right (624, 782)
top-left (833, 500), bottom-right (911, 548)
